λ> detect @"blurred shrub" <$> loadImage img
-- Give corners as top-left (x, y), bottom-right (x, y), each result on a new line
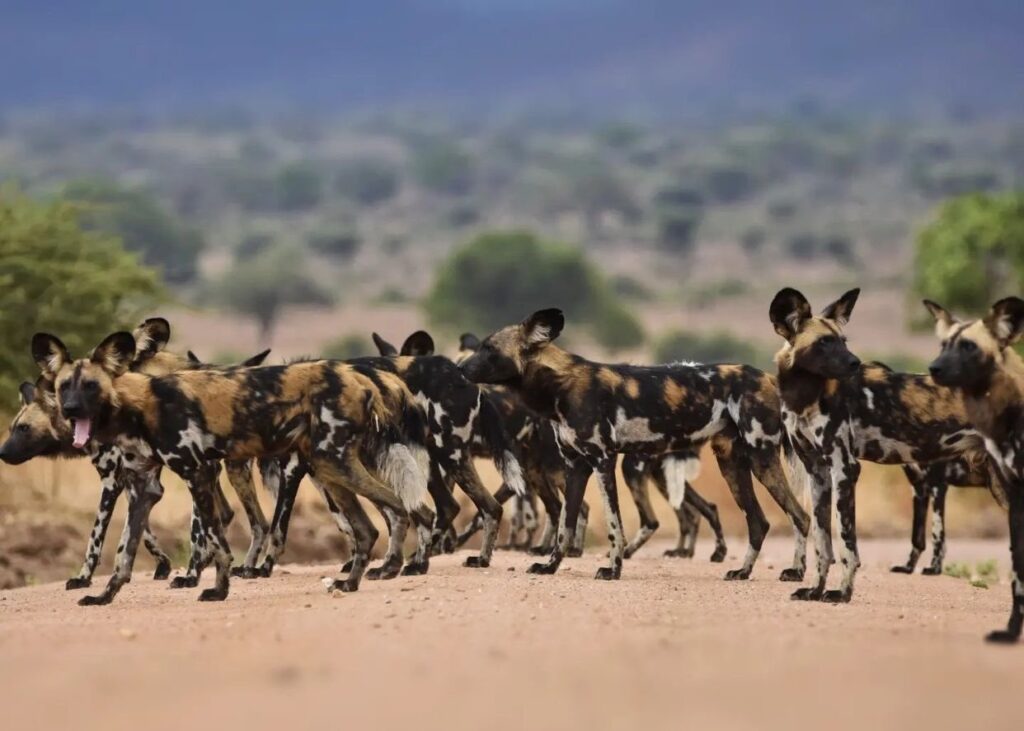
top-left (685, 278), bottom-right (749, 308)
top-left (910, 162), bottom-right (1000, 199)
top-left (564, 158), bottom-right (638, 234)
top-left (322, 334), bottom-right (372, 360)
top-left (653, 181), bottom-right (703, 254)
top-left (0, 189), bottom-right (162, 411)
top-left (740, 226), bottom-right (767, 255)
top-left (306, 228), bottom-right (361, 260)
top-left (596, 121), bottom-right (644, 150)
top-left (334, 157), bottom-right (399, 207)
top-left (213, 244), bottom-right (331, 344)
top-left (912, 192), bottom-right (1024, 316)
top-left (610, 274), bottom-right (653, 302)
top-left (767, 198), bottom-right (798, 221)
top-left (426, 229), bottom-right (643, 351)
top-left (785, 231), bottom-right (856, 264)
top-left (275, 162), bottom-right (322, 211)
top-left (654, 330), bottom-right (765, 367)
top-left (413, 141), bottom-right (475, 195)
top-left (63, 179), bottom-right (204, 283)
top-left (701, 162), bottom-right (757, 204)
top-left (446, 203), bottom-right (480, 228)
top-left (236, 231), bottom-right (275, 260)
top-left (223, 167), bottom-right (277, 211)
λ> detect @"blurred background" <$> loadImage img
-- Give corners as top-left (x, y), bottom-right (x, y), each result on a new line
top-left (1, 0), bottom-right (1022, 587)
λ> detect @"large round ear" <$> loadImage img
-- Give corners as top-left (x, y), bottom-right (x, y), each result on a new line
top-left (91, 332), bottom-right (137, 376)
top-left (401, 331), bottom-right (435, 357)
top-left (922, 300), bottom-right (959, 339)
top-left (820, 288), bottom-right (860, 326)
top-left (984, 297), bottom-right (1024, 347)
top-left (371, 332), bottom-right (398, 357)
top-left (18, 382), bottom-right (35, 407)
top-left (459, 333), bottom-right (481, 352)
top-left (241, 348), bottom-right (272, 367)
top-left (132, 317), bottom-right (171, 362)
top-left (522, 309), bottom-right (564, 346)
top-left (31, 333), bottom-right (70, 377)
top-left (768, 289), bottom-right (812, 341)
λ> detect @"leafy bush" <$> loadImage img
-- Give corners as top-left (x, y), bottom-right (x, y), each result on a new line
top-left (306, 228), bottom-right (361, 260)
top-left (236, 232), bottom-right (275, 260)
top-left (654, 330), bottom-right (765, 367)
top-left (413, 141), bottom-right (475, 195)
top-left (910, 162), bottom-right (1000, 198)
top-left (275, 162), bottom-right (322, 211)
top-left (700, 161), bottom-right (757, 204)
top-left (740, 227), bottom-right (767, 254)
top-left (334, 157), bottom-right (399, 207)
top-left (653, 181), bottom-right (703, 254)
top-left (0, 189), bottom-right (163, 410)
top-left (62, 179), bottom-right (204, 283)
top-left (785, 231), bottom-right (856, 264)
top-left (322, 334), bottom-right (372, 360)
top-left (426, 229), bottom-right (643, 351)
top-left (913, 192), bottom-right (1024, 314)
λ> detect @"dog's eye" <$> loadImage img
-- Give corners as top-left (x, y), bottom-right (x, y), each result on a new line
top-left (817, 336), bottom-right (836, 347)
top-left (16, 423), bottom-right (29, 433)
top-left (59, 381), bottom-right (69, 393)
top-left (83, 381), bottom-right (99, 392)
top-left (959, 340), bottom-right (977, 353)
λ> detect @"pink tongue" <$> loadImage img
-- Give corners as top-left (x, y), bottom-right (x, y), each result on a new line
top-left (72, 418), bottom-right (92, 449)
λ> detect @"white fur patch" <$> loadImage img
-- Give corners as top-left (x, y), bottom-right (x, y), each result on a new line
top-left (662, 455), bottom-right (699, 509)
top-left (377, 444), bottom-right (428, 511)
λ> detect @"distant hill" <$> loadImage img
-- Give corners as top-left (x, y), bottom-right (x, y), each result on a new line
top-left (3, 0), bottom-right (1023, 112)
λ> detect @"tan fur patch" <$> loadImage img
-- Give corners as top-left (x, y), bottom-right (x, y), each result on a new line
top-left (596, 367), bottom-right (624, 389)
top-left (623, 377), bottom-right (640, 399)
top-left (663, 379), bottom-right (687, 410)
top-left (898, 381), bottom-right (966, 423)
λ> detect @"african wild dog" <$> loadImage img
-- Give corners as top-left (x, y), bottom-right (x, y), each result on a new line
top-left (33, 330), bottom-right (432, 604)
top-left (769, 287), bottom-right (999, 603)
top-left (460, 309), bottom-right (810, 581)
top-left (374, 331), bottom-right (574, 555)
top-left (0, 318), bottom-right (273, 589)
top-left (926, 297), bottom-right (1024, 643)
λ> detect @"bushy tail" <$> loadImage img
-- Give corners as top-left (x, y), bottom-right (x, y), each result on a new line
top-left (477, 394), bottom-right (527, 497)
top-left (661, 452), bottom-right (701, 510)
top-left (373, 394), bottom-right (430, 512)
top-left (782, 432), bottom-right (811, 509)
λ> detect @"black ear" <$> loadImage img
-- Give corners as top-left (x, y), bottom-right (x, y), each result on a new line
top-left (186, 350), bottom-right (201, 365)
top-left (769, 288), bottom-right (812, 340)
top-left (242, 348), bottom-right (272, 367)
top-left (985, 297), bottom-right (1024, 347)
top-left (401, 331), bottom-right (435, 356)
top-left (372, 332), bottom-right (398, 357)
top-left (132, 317), bottom-right (171, 362)
top-left (922, 300), bottom-right (958, 339)
top-left (821, 288), bottom-right (860, 326)
top-left (32, 333), bottom-right (70, 376)
top-left (91, 332), bottom-right (136, 376)
top-left (18, 382), bottom-right (35, 407)
top-left (459, 333), bottom-right (481, 352)
top-left (522, 309), bottom-right (564, 346)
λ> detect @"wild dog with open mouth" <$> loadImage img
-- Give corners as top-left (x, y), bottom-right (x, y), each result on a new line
top-left (460, 309), bottom-right (810, 581)
top-left (32, 330), bottom-right (432, 605)
top-left (0, 318), bottom-right (273, 589)
top-left (926, 297), bottom-right (1024, 643)
top-left (769, 287), bottom-right (998, 603)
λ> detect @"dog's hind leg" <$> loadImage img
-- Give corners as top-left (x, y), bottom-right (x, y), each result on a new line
top-left (529, 458), bottom-right (589, 575)
top-left (892, 465), bottom-right (928, 574)
top-left (713, 439), bottom-right (767, 581)
top-left (681, 488), bottom-right (727, 562)
top-left (452, 459), bottom-right (503, 568)
top-left (923, 481), bottom-right (949, 575)
top-left (622, 456), bottom-right (658, 559)
top-left (750, 446), bottom-right (810, 581)
top-left (226, 459), bottom-right (270, 579)
top-left (428, 462), bottom-right (460, 554)
top-left (257, 454), bottom-right (306, 578)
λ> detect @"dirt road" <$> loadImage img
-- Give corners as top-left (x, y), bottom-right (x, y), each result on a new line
top-left (0, 538), bottom-right (1020, 731)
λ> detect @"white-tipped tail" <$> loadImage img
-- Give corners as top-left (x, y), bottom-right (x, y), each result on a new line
top-left (501, 451), bottom-right (527, 497)
top-left (663, 455), bottom-right (700, 510)
top-left (377, 444), bottom-right (429, 511)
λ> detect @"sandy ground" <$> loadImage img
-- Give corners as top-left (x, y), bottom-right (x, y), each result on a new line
top-left (0, 537), bottom-right (1021, 731)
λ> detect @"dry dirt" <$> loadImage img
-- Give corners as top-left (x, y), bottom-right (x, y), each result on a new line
top-left (0, 537), bottom-right (1020, 731)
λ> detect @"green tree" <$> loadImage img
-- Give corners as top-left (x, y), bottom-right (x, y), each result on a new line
top-left (426, 230), bottom-right (643, 351)
top-left (413, 141), bottom-right (475, 195)
top-left (275, 162), bottom-right (322, 211)
top-left (334, 157), bottom-right (399, 206)
top-left (0, 189), bottom-right (163, 410)
top-left (62, 179), bottom-right (205, 283)
top-left (913, 192), bottom-right (1024, 316)
top-left (214, 244), bottom-right (332, 345)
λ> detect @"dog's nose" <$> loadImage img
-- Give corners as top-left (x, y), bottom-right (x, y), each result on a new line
top-left (62, 401), bottom-right (83, 419)
top-left (846, 355), bottom-right (861, 372)
top-left (929, 364), bottom-right (943, 379)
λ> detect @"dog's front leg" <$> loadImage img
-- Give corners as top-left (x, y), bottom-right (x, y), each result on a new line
top-left (594, 457), bottom-right (624, 580)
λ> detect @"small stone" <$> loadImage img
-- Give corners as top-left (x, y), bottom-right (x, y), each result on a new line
top-left (119, 628), bottom-right (137, 640)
